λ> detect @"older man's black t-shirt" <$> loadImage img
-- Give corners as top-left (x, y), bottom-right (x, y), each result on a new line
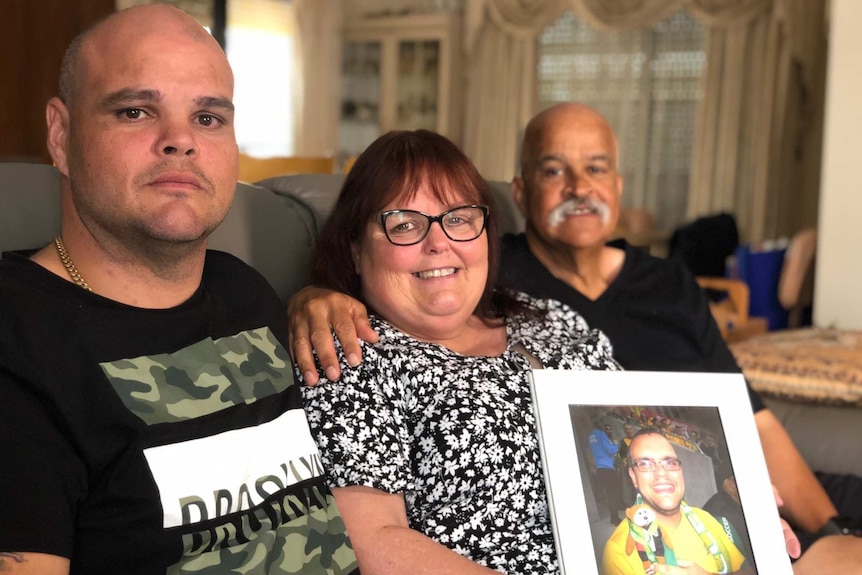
top-left (499, 233), bottom-right (765, 412)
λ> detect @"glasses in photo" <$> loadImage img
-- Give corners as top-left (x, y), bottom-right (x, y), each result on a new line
top-left (629, 457), bottom-right (682, 472)
top-left (380, 205), bottom-right (489, 246)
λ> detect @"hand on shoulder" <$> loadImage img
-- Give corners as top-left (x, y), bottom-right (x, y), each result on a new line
top-left (287, 286), bottom-right (378, 385)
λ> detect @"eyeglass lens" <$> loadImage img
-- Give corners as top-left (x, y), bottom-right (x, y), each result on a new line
top-left (382, 205), bottom-right (487, 245)
top-left (632, 458), bottom-right (681, 472)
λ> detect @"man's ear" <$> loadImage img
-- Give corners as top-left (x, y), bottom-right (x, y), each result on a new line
top-left (46, 97), bottom-right (71, 176)
top-left (512, 177), bottom-right (528, 218)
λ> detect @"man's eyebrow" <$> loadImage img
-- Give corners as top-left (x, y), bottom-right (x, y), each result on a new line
top-left (536, 153), bottom-right (565, 164)
top-left (585, 154), bottom-right (612, 163)
top-left (535, 153), bottom-right (612, 164)
top-left (98, 90), bottom-right (234, 113)
top-left (100, 88), bottom-right (161, 109)
top-left (196, 96), bottom-right (234, 113)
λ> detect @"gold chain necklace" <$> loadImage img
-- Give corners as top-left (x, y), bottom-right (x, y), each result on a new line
top-left (54, 236), bottom-right (93, 292)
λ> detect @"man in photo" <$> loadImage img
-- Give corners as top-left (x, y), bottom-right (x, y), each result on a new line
top-left (704, 461), bottom-right (753, 561)
top-left (617, 423), bottom-right (638, 509)
top-left (601, 429), bottom-right (748, 574)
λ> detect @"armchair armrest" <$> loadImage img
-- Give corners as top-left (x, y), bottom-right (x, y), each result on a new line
top-left (696, 277), bottom-right (768, 342)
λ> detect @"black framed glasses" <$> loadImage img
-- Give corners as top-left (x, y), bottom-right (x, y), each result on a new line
top-left (379, 205), bottom-right (489, 246)
top-left (630, 457), bottom-right (682, 472)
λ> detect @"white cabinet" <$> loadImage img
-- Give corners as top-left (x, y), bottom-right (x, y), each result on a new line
top-left (339, 13), bottom-right (462, 159)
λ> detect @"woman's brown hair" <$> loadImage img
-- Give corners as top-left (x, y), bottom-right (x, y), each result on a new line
top-left (312, 129), bottom-right (511, 321)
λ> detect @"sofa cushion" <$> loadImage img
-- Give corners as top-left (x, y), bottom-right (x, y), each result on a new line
top-left (0, 162), bottom-right (62, 254)
top-left (0, 163), bottom-right (319, 303)
top-left (208, 182), bottom-right (317, 302)
top-left (765, 398), bottom-right (862, 477)
top-left (258, 174), bottom-right (345, 236)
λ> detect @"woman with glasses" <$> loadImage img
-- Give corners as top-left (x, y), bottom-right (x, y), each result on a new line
top-left (300, 129), bottom-right (621, 574)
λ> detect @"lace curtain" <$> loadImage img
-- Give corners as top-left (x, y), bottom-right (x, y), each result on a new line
top-left (463, 0), bottom-right (827, 242)
top-left (537, 11), bottom-right (705, 232)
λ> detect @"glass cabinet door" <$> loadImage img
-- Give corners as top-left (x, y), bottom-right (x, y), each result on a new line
top-left (340, 41), bottom-right (382, 157)
top-left (396, 40), bottom-right (440, 131)
top-left (339, 13), bottom-right (460, 161)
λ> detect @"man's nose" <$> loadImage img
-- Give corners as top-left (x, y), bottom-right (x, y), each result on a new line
top-left (157, 118), bottom-right (197, 157)
top-left (653, 464), bottom-right (672, 477)
top-left (563, 171), bottom-right (591, 198)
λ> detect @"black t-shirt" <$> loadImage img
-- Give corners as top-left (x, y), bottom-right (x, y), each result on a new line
top-left (0, 250), bottom-right (358, 575)
top-left (499, 233), bottom-right (765, 412)
top-left (703, 490), bottom-right (753, 561)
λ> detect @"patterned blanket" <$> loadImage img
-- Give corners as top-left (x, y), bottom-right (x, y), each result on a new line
top-left (729, 328), bottom-right (862, 407)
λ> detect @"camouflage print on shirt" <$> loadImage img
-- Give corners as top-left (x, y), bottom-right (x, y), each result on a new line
top-left (101, 326), bottom-right (295, 424)
top-left (100, 326), bottom-right (359, 575)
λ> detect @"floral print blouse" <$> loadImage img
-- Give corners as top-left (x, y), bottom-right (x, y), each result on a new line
top-left (301, 293), bottom-right (621, 574)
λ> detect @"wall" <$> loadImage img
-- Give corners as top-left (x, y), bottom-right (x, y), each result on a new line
top-left (814, 0), bottom-right (862, 329)
top-left (0, 0), bottom-right (115, 163)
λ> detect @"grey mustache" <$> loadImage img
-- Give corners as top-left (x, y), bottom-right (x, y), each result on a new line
top-left (547, 197), bottom-right (611, 227)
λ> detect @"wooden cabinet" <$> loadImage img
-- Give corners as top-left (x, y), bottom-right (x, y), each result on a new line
top-left (1, 0), bottom-right (115, 162)
top-left (339, 12), bottom-right (462, 159)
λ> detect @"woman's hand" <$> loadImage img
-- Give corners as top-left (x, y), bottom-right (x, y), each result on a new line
top-left (287, 286), bottom-right (378, 385)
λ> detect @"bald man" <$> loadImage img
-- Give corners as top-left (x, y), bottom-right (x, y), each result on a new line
top-left (510, 103), bottom-right (861, 572)
top-left (0, 6), bottom-right (357, 574)
top-left (500, 103), bottom-right (841, 542)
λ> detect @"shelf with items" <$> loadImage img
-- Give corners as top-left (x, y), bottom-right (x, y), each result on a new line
top-left (339, 12), bottom-right (462, 160)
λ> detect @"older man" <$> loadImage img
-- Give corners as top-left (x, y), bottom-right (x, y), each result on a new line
top-left (601, 430), bottom-right (748, 575)
top-left (498, 103), bottom-right (839, 541)
top-left (0, 5), bottom-right (357, 574)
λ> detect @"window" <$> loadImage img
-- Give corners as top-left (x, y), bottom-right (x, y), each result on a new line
top-left (115, 0), bottom-right (295, 158)
top-left (538, 11), bottom-right (705, 231)
top-left (226, 0), bottom-right (295, 157)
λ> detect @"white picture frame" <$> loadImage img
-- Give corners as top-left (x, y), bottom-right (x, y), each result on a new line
top-left (530, 369), bottom-right (793, 575)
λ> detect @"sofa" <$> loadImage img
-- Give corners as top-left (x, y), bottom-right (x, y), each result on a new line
top-left (0, 162), bottom-right (320, 301)
top-left (2, 161), bottom-right (860, 493)
top-left (0, 164), bottom-right (525, 303)
top-left (730, 329), bottom-right (862, 479)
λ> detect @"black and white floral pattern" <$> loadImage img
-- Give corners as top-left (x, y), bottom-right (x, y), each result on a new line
top-left (301, 293), bottom-right (621, 574)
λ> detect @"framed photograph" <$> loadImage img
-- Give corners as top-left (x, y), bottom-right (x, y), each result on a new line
top-left (530, 370), bottom-right (792, 575)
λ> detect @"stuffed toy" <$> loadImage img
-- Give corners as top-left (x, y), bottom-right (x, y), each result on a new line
top-left (624, 503), bottom-right (674, 574)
